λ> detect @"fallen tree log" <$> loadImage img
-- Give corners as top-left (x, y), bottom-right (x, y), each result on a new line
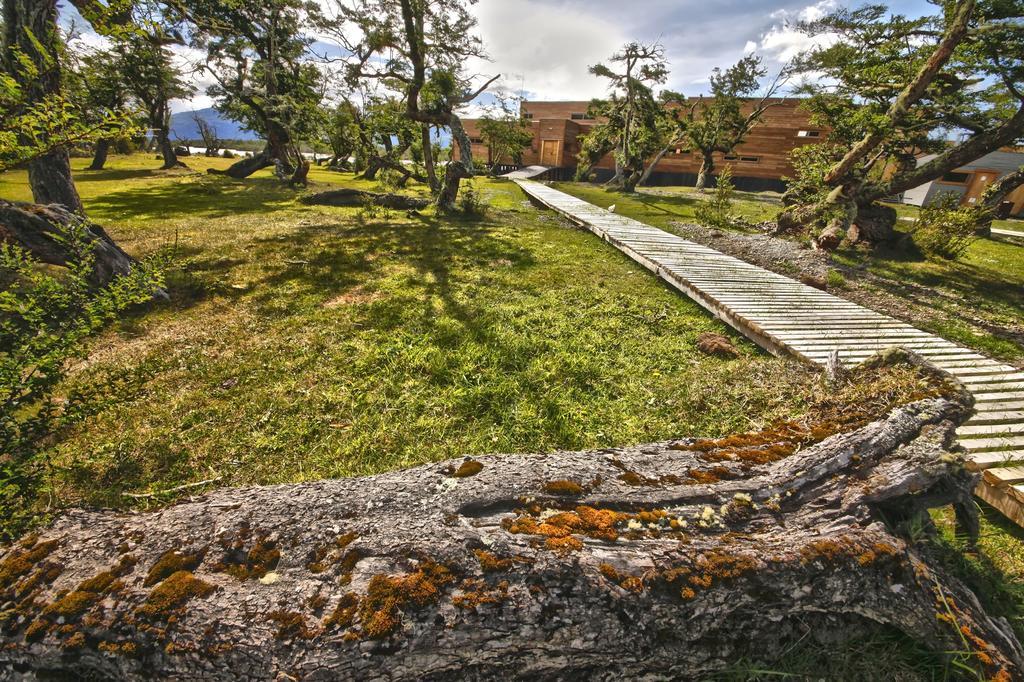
top-left (300, 188), bottom-right (430, 210)
top-left (0, 200), bottom-right (136, 287)
top-left (207, 150), bottom-right (275, 179)
top-left (1, 358), bottom-right (1021, 680)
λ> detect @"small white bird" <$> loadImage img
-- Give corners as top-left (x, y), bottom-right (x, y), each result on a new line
top-left (608, 204), bottom-right (617, 213)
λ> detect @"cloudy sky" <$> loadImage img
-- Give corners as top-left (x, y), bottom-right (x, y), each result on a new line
top-left (63, 0), bottom-right (936, 113)
top-left (467, 0), bottom-right (934, 104)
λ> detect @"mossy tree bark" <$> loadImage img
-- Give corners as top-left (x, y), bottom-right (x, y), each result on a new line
top-left (2, 364), bottom-right (1022, 679)
top-left (0, 200), bottom-right (136, 286)
top-left (2, 0), bottom-right (85, 214)
top-left (87, 139), bottom-right (111, 171)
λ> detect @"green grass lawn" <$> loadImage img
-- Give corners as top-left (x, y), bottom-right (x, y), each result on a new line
top-left (2, 154), bottom-right (829, 507)
top-left (551, 181), bottom-right (781, 231)
top-left (3, 156), bottom-right (1023, 678)
top-left (554, 181), bottom-right (1024, 364)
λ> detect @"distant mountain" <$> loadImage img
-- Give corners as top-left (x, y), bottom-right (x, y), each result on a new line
top-left (170, 106), bottom-right (458, 149)
top-left (169, 108), bottom-right (259, 141)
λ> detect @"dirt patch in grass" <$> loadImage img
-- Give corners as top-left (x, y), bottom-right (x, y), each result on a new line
top-left (323, 286), bottom-right (382, 308)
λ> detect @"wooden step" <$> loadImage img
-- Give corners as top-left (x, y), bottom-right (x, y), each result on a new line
top-left (966, 451), bottom-right (1024, 471)
top-left (961, 436), bottom-right (1024, 452)
top-left (957, 423), bottom-right (1024, 437)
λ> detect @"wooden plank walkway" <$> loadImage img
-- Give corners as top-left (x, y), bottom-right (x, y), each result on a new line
top-left (991, 227), bottom-right (1024, 243)
top-left (503, 166), bottom-right (552, 180)
top-left (515, 179), bottom-right (1024, 525)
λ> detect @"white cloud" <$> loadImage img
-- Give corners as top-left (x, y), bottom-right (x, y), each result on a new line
top-left (743, 40), bottom-right (758, 53)
top-left (469, 0), bottom-right (627, 101)
top-left (758, 1), bottom-right (839, 62)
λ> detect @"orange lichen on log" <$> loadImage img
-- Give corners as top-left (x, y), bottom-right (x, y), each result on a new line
top-left (137, 571), bottom-right (215, 619)
top-left (474, 550), bottom-right (512, 573)
top-left (358, 560), bottom-right (454, 639)
top-left (597, 564), bottom-right (644, 593)
top-left (267, 610), bottom-right (317, 640)
top-left (323, 593), bottom-right (359, 630)
top-left (145, 550), bottom-right (203, 587)
top-left (452, 579), bottom-right (510, 611)
top-left (451, 459), bottom-right (484, 478)
top-left (544, 536), bottom-right (583, 553)
top-left (543, 480), bottom-right (585, 496)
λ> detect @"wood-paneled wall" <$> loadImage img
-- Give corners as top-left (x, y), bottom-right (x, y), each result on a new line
top-left (459, 98), bottom-right (827, 183)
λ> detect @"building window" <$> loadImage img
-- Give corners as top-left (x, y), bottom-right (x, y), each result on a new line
top-left (724, 155), bottom-right (739, 161)
top-left (570, 112), bottom-right (594, 120)
top-left (469, 137), bottom-right (484, 144)
top-left (941, 171), bottom-right (971, 184)
top-left (740, 156), bottom-right (760, 163)
top-left (797, 130), bottom-right (820, 138)
top-left (522, 112), bottom-right (533, 120)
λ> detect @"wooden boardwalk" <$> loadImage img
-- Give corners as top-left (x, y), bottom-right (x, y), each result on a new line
top-left (514, 179), bottom-right (1024, 525)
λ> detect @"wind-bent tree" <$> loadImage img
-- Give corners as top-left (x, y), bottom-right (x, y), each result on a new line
top-left (575, 42), bottom-right (668, 193)
top-left (191, 110), bottom-right (222, 156)
top-left (167, 0), bottom-right (325, 183)
top-left (777, 0), bottom-right (1024, 247)
top-left (113, 28), bottom-right (194, 170)
top-left (477, 91), bottom-right (533, 175)
top-left (321, 99), bottom-right (360, 170)
top-left (648, 56), bottom-right (788, 191)
top-left (335, 0), bottom-right (498, 211)
top-left (1, 0), bottom-right (145, 283)
top-left (2, 0), bottom-right (86, 211)
top-left (66, 43), bottom-right (138, 171)
top-left (353, 96), bottom-right (425, 185)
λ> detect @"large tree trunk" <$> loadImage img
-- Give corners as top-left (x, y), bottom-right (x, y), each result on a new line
top-left (821, 0), bottom-right (976, 187)
top-left (2, 0), bottom-right (85, 214)
top-left (695, 151), bottom-right (714, 192)
top-left (435, 116), bottom-right (474, 212)
top-left (208, 147), bottom-right (276, 179)
top-left (87, 138), bottom-right (111, 171)
top-left (2, 357), bottom-right (1021, 680)
top-left (639, 144), bottom-right (671, 186)
top-left (0, 200), bottom-right (135, 286)
top-left (421, 124), bottom-right (439, 193)
top-left (976, 164), bottom-right (1024, 236)
top-left (848, 200), bottom-right (898, 244)
top-left (27, 150), bottom-right (84, 213)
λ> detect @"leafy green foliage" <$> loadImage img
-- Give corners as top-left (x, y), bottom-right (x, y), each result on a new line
top-left (578, 42), bottom-right (668, 191)
top-left (477, 94), bottom-right (533, 171)
top-left (661, 55), bottom-right (784, 188)
top-left (171, 0), bottom-right (327, 159)
top-left (912, 192), bottom-right (982, 261)
top-left (790, 1), bottom-right (1024, 203)
top-left (457, 180), bottom-right (487, 217)
top-left (0, 41), bottom-right (135, 172)
top-left (0, 221), bottom-right (163, 539)
top-left (693, 166), bottom-right (735, 228)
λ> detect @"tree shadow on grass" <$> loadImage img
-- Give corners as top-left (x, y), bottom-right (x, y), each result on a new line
top-left (247, 210), bottom-right (539, 323)
top-left (87, 175), bottom-right (303, 220)
top-left (76, 168), bottom-right (162, 183)
top-left (632, 191), bottom-right (700, 220)
top-left (838, 241), bottom-right (1024, 317)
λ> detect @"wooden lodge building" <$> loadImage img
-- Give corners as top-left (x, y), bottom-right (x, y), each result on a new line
top-left (460, 99), bottom-right (828, 192)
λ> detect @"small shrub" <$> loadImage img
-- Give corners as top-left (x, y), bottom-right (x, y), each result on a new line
top-left (377, 169), bottom-right (404, 193)
top-left (356, 195), bottom-right (391, 223)
top-left (825, 269), bottom-right (846, 290)
top-left (458, 182), bottom-right (488, 217)
top-left (912, 192), bottom-right (982, 261)
top-left (0, 221), bottom-right (163, 540)
top-left (694, 166), bottom-right (735, 228)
